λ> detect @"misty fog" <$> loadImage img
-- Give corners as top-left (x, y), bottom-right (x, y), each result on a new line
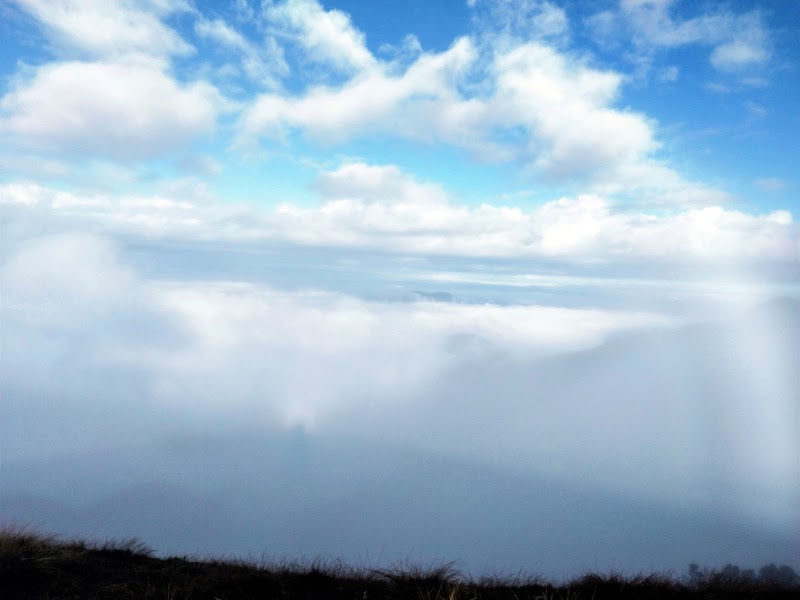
top-left (1, 233), bottom-right (797, 577)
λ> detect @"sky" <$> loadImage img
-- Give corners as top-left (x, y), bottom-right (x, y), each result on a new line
top-left (0, 0), bottom-right (799, 578)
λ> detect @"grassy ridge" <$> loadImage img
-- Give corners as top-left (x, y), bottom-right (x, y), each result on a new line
top-left (2, 525), bottom-right (798, 600)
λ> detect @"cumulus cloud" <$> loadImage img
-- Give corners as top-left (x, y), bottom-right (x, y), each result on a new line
top-left (489, 42), bottom-right (655, 178)
top-left (0, 60), bottom-right (223, 161)
top-left (281, 170), bottom-right (793, 262)
top-left (262, 0), bottom-right (376, 74)
top-left (236, 18), bottom-right (725, 200)
top-left (5, 0), bottom-right (740, 204)
top-left (2, 168), bottom-right (796, 263)
top-left (236, 37), bottom-right (477, 147)
top-left (10, 0), bottom-right (193, 59)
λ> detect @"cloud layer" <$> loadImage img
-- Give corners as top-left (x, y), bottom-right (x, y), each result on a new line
top-left (2, 233), bottom-right (797, 564)
top-left (2, 168), bottom-right (796, 262)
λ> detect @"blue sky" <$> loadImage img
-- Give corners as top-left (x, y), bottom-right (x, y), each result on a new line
top-left (1, 0), bottom-right (799, 577)
top-left (1, 0), bottom-right (798, 249)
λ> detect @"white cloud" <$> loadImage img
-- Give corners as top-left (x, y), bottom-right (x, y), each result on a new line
top-left (533, 2), bottom-right (569, 38)
top-left (194, 17), bottom-right (289, 87)
top-left (195, 17), bottom-right (251, 52)
top-left (470, 0), bottom-right (570, 42)
top-left (0, 60), bottom-right (223, 161)
top-left (237, 22), bottom-right (725, 201)
top-left (620, 0), bottom-right (711, 47)
top-left (489, 42), bottom-right (655, 178)
top-left (1, 1), bottom-right (798, 568)
top-left (620, 205), bottom-right (796, 261)
top-left (0, 232), bottom-right (670, 433)
top-left (240, 36), bottom-right (666, 190)
top-left (0, 1), bottom-right (793, 265)
top-left (597, 0), bottom-right (772, 76)
top-left (7, 0), bottom-right (735, 205)
top-left (315, 162), bottom-right (450, 205)
top-left (590, 159), bottom-right (731, 205)
top-left (711, 40), bottom-right (770, 72)
top-left (2, 232), bottom-right (796, 525)
top-left (236, 36), bottom-right (477, 146)
top-left (0, 181), bottom-right (54, 206)
top-left (2, 168), bottom-right (796, 263)
top-left (2, 230), bottom-right (797, 574)
top-left (262, 0), bottom-right (376, 74)
top-left (11, 0), bottom-right (193, 59)
top-left (0, 154), bottom-right (72, 179)
top-left (584, 10), bottom-right (619, 45)
top-left (1, 233), bottom-right (140, 328)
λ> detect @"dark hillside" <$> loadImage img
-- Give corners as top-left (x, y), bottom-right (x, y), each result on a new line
top-left (1, 526), bottom-right (798, 600)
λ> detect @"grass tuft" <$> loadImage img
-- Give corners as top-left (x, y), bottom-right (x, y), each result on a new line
top-left (1, 524), bottom-right (798, 599)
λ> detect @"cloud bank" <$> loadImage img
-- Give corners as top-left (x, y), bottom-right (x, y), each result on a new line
top-left (2, 169), bottom-right (795, 262)
top-left (1, 232), bottom-right (797, 574)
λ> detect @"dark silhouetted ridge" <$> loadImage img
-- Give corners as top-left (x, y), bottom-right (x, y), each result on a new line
top-left (2, 525), bottom-right (798, 599)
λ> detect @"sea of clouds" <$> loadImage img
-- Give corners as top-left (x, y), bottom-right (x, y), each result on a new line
top-left (1, 231), bottom-right (797, 576)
